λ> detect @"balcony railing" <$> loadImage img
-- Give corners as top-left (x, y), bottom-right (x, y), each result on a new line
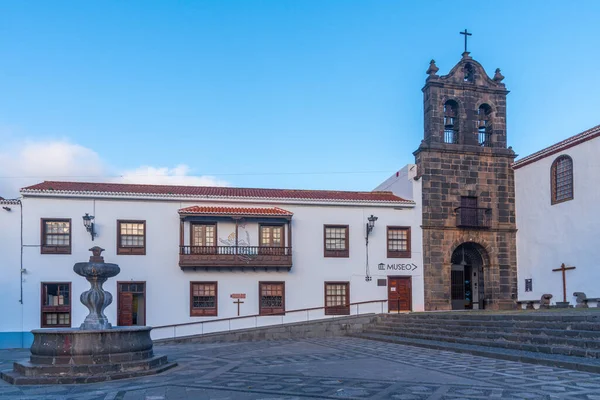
top-left (454, 207), bottom-right (492, 229)
top-left (179, 245), bottom-right (293, 270)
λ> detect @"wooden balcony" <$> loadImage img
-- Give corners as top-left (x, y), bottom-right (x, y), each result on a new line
top-left (455, 207), bottom-right (492, 229)
top-left (179, 245), bottom-right (293, 271)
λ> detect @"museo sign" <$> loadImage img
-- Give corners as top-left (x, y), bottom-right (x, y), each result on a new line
top-left (378, 262), bottom-right (418, 272)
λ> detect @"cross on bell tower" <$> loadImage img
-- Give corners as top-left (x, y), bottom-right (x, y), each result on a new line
top-left (460, 29), bottom-right (472, 53)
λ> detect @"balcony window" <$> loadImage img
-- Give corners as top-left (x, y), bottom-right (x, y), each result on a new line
top-left (41, 219), bottom-right (71, 254)
top-left (190, 223), bottom-right (216, 254)
top-left (455, 197), bottom-right (491, 228)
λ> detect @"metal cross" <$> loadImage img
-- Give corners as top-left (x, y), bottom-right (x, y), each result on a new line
top-left (552, 263), bottom-right (576, 303)
top-left (233, 299), bottom-right (244, 316)
top-left (460, 29), bottom-right (472, 53)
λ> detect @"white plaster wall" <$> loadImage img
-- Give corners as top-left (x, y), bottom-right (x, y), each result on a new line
top-left (373, 164), bottom-right (419, 201)
top-left (515, 136), bottom-right (600, 304)
top-left (4, 190), bottom-right (423, 342)
top-left (0, 202), bottom-right (24, 343)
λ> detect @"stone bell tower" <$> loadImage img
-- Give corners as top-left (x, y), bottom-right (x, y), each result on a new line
top-left (415, 48), bottom-right (518, 311)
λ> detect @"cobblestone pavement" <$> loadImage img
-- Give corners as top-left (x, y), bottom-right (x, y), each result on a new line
top-left (1, 337), bottom-right (600, 399)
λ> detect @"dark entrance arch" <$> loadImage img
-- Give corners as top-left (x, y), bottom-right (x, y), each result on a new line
top-left (450, 243), bottom-right (487, 310)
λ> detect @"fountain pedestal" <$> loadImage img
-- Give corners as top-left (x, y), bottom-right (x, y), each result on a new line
top-left (1, 247), bottom-right (176, 385)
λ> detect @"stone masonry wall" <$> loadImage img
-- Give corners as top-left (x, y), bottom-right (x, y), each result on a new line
top-left (416, 147), bottom-right (517, 311)
top-left (155, 314), bottom-right (380, 344)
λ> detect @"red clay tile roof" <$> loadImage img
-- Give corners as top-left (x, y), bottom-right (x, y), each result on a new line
top-left (21, 181), bottom-right (411, 204)
top-left (179, 206), bottom-right (293, 216)
top-left (513, 124), bottom-right (600, 169)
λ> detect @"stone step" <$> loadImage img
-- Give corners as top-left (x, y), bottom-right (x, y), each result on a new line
top-left (370, 322), bottom-right (600, 339)
top-left (364, 326), bottom-right (600, 350)
top-left (349, 332), bottom-right (600, 374)
top-left (1, 356), bottom-right (178, 385)
top-left (359, 329), bottom-right (600, 358)
top-left (376, 318), bottom-right (600, 331)
top-left (381, 312), bottom-right (600, 323)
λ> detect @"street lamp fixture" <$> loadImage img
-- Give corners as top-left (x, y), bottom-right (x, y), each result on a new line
top-left (82, 213), bottom-right (96, 241)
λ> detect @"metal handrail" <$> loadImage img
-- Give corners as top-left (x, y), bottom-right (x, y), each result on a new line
top-left (153, 299), bottom-right (388, 330)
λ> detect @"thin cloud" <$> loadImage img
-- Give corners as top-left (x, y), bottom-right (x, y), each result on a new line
top-left (0, 140), bottom-right (229, 197)
top-left (118, 164), bottom-right (228, 187)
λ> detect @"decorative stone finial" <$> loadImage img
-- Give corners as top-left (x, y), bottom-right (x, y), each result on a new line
top-left (426, 59), bottom-right (439, 76)
top-left (493, 68), bottom-right (505, 82)
top-left (461, 51), bottom-right (472, 59)
top-left (89, 246), bottom-right (105, 263)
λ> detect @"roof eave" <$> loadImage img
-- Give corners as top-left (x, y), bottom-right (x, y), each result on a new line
top-left (20, 190), bottom-right (416, 208)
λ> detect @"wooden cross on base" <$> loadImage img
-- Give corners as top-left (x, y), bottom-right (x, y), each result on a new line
top-left (233, 299), bottom-right (244, 316)
top-left (552, 263), bottom-right (576, 303)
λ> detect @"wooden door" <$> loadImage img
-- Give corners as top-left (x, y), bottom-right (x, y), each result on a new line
top-left (388, 277), bottom-right (411, 312)
top-left (118, 292), bottom-right (134, 326)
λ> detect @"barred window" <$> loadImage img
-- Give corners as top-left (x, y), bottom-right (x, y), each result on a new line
top-left (387, 227), bottom-right (411, 258)
top-left (259, 282), bottom-right (285, 315)
top-left (117, 220), bottom-right (146, 255)
top-left (41, 219), bottom-right (71, 254)
top-left (324, 225), bottom-right (349, 257)
top-left (41, 282), bottom-right (71, 327)
top-left (551, 155), bottom-right (573, 204)
top-left (325, 282), bottom-right (349, 315)
top-left (190, 282), bottom-right (217, 316)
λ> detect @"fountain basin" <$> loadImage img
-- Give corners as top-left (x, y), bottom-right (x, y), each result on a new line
top-left (30, 326), bottom-right (153, 364)
top-left (1, 327), bottom-right (176, 385)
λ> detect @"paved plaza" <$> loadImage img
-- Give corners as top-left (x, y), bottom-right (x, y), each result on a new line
top-left (1, 337), bottom-right (600, 399)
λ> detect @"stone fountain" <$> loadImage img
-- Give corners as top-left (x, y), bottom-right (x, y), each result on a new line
top-left (1, 247), bottom-right (176, 385)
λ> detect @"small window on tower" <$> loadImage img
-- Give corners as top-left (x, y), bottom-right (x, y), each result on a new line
top-left (464, 63), bottom-right (474, 82)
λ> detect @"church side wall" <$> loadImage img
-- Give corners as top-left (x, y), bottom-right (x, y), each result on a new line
top-left (515, 137), bottom-right (600, 303)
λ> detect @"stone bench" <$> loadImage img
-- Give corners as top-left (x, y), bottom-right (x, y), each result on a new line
top-left (516, 299), bottom-right (540, 310)
top-left (573, 292), bottom-right (600, 308)
top-left (517, 294), bottom-right (553, 310)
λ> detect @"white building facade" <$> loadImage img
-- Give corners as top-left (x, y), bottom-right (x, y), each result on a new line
top-left (514, 124), bottom-right (600, 305)
top-left (0, 170), bottom-right (423, 348)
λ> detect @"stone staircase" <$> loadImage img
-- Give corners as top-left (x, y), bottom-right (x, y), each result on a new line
top-left (351, 311), bottom-right (600, 373)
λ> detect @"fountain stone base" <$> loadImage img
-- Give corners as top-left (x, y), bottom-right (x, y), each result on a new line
top-left (0, 327), bottom-right (177, 385)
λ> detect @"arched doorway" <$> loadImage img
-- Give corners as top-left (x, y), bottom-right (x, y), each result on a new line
top-left (450, 243), bottom-right (487, 310)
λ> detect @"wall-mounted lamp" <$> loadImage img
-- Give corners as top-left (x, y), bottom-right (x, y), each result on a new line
top-left (82, 213), bottom-right (96, 241)
top-left (366, 215), bottom-right (378, 237)
top-left (364, 215), bottom-right (378, 282)
top-left (2, 206), bottom-right (11, 211)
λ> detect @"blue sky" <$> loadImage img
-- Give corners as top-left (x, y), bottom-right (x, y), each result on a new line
top-left (1, 1), bottom-right (599, 196)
